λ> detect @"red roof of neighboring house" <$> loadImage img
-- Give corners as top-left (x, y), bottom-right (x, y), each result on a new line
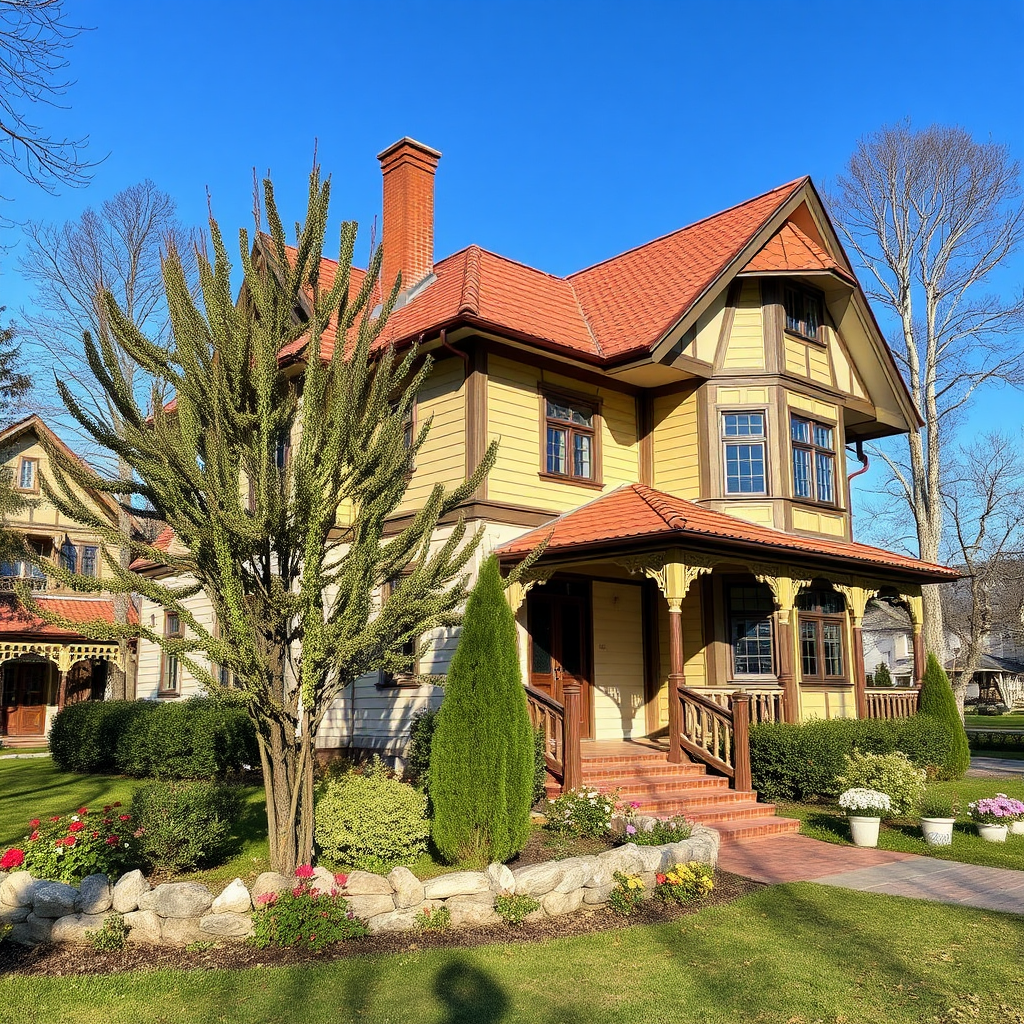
top-left (0, 595), bottom-right (137, 639)
top-left (741, 221), bottom-right (856, 281)
top-left (495, 484), bottom-right (957, 582)
top-left (127, 524), bottom-right (175, 572)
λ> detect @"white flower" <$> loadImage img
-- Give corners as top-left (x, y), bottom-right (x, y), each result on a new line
top-left (838, 788), bottom-right (892, 815)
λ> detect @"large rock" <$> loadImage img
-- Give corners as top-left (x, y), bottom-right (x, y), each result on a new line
top-left (151, 882), bottom-right (213, 920)
top-left (589, 844), bottom-right (644, 885)
top-left (310, 865), bottom-right (337, 893)
top-left (387, 866), bottom-right (423, 909)
top-left (123, 909), bottom-right (162, 944)
top-left (343, 870), bottom-right (392, 896)
top-left (366, 905), bottom-right (431, 934)
top-left (78, 874), bottom-right (113, 915)
top-left (582, 883), bottom-right (616, 905)
top-left (486, 862), bottom-right (515, 894)
top-left (50, 912), bottom-right (115, 944)
top-left (446, 896), bottom-right (499, 929)
top-left (112, 870), bottom-right (150, 913)
top-left (199, 912), bottom-right (253, 938)
top-left (541, 888), bottom-right (585, 917)
top-left (553, 856), bottom-right (598, 893)
top-left (33, 881), bottom-right (79, 919)
top-left (160, 917), bottom-right (204, 945)
top-left (633, 846), bottom-right (666, 873)
top-left (422, 871), bottom-right (490, 901)
top-left (0, 903), bottom-right (30, 925)
top-left (251, 871), bottom-right (293, 900)
top-left (1, 871), bottom-right (35, 908)
top-left (211, 879), bottom-right (251, 915)
top-left (10, 913), bottom-right (53, 945)
top-left (511, 861), bottom-right (565, 897)
top-left (345, 894), bottom-right (395, 920)
top-left (0, 870), bottom-right (7, 886)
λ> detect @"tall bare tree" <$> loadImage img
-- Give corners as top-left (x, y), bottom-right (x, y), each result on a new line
top-left (0, 309), bottom-right (30, 562)
top-left (18, 181), bottom-right (197, 697)
top-left (0, 0), bottom-right (93, 200)
top-left (830, 122), bottom-right (1024, 659)
top-left (941, 432), bottom-right (1024, 715)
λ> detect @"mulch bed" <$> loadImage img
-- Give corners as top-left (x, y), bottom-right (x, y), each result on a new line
top-left (0, 870), bottom-right (764, 978)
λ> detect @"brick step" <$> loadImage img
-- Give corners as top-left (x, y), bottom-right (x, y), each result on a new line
top-left (580, 763), bottom-right (709, 783)
top-left (708, 816), bottom-right (801, 843)
top-left (621, 788), bottom-right (761, 811)
top-left (608, 776), bottom-right (735, 799)
top-left (0, 735), bottom-right (47, 749)
top-left (680, 801), bottom-right (780, 824)
top-left (579, 752), bottom-right (672, 766)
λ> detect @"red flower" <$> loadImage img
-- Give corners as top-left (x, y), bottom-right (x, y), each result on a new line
top-left (0, 848), bottom-right (25, 870)
top-left (334, 873), bottom-right (348, 887)
top-left (29, 819), bottom-right (40, 829)
top-left (77, 807), bottom-right (89, 816)
top-left (105, 836), bottom-right (118, 846)
top-left (91, 831), bottom-right (100, 839)
top-left (103, 806), bottom-right (112, 814)
top-left (29, 831), bottom-right (39, 842)
top-left (656, 873), bottom-right (667, 885)
top-left (292, 886), bottom-right (305, 897)
top-left (119, 814), bottom-right (131, 821)
top-left (112, 802), bottom-right (122, 809)
top-left (50, 816), bottom-right (61, 822)
top-left (295, 864), bottom-right (315, 879)
top-left (63, 836), bottom-right (77, 848)
top-left (68, 821), bottom-right (85, 833)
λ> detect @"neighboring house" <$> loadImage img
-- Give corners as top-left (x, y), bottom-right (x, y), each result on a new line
top-left (131, 139), bottom-right (957, 838)
top-left (0, 415), bottom-right (137, 742)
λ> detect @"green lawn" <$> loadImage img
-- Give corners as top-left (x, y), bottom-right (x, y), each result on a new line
top-left (966, 714), bottom-right (1024, 729)
top-left (0, 757), bottom-right (269, 888)
top-left (779, 777), bottom-right (1024, 871)
top-left (3, 885), bottom-right (1023, 1024)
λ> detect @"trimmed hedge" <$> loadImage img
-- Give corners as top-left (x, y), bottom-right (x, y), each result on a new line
top-left (49, 696), bottom-right (258, 779)
top-left (750, 714), bottom-right (950, 802)
top-left (968, 729), bottom-right (1024, 754)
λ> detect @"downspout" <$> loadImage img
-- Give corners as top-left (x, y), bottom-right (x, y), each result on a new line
top-left (846, 440), bottom-right (869, 530)
top-left (439, 328), bottom-right (470, 366)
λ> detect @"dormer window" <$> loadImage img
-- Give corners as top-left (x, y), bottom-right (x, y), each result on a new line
top-left (784, 285), bottom-right (823, 343)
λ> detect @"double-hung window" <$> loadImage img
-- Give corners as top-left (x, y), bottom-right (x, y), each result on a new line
top-left (59, 539), bottom-right (77, 574)
top-left (161, 612), bottom-right (182, 695)
top-left (81, 546), bottom-right (98, 578)
top-left (797, 588), bottom-right (847, 683)
top-left (722, 412), bottom-right (767, 495)
top-left (784, 285), bottom-right (823, 342)
top-left (791, 415), bottom-right (836, 504)
top-left (544, 395), bottom-right (596, 483)
top-left (729, 584), bottom-right (775, 676)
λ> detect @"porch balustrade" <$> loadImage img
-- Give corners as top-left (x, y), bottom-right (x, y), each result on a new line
top-left (696, 687), bottom-right (786, 726)
top-left (525, 683), bottom-right (582, 791)
top-left (865, 688), bottom-right (920, 719)
top-left (675, 686), bottom-right (752, 792)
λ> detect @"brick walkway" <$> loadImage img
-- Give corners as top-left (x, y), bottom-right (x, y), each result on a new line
top-left (718, 833), bottom-right (1024, 914)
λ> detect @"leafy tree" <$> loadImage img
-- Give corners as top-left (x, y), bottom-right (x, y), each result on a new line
top-left (919, 653), bottom-right (970, 778)
top-left (830, 122), bottom-right (1024, 659)
top-left (873, 662), bottom-right (893, 688)
top-left (431, 555), bottom-right (534, 865)
top-left (21, 163), bottom-right (496, 873)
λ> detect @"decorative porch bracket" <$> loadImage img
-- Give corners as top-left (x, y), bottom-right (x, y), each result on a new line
top-left (828, 579), bottom-right (880, 720)
top-left (504, 567), bottom-right (556, 615)
top-left (0, 640), bottom-right (123, 711)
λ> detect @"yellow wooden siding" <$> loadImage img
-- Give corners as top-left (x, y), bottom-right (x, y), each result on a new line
top-left (784, 337), bottom-right (808, 376)
top-left (656, 588), bottom-right (705, 727)
top-left (717, 386), bottom-right (769, 407)
top-left (651, 389), bottom-right (699, 498)
top-left (722, 281), bottom-right (765, 369)
top-left (487, 355), bottom-right (638, 510)
top-left (396, 359), bottom-right (467, 515)
top-left (591, 582), bottom-right (645, 740)
top-left (791, 508), bottom-right (846, 537)
top-left (725, 502), bottom-right (776, 529)
top-left (692, 294), bottom-right (726, 363)
top-left (785, 392), bottom-right (838, 423)
top-left (799, 688), bottom-right (855, 720)
top-left (807, 342), bottom-right (833, 386)
top-left (826, 328), bottom-right (868, 400)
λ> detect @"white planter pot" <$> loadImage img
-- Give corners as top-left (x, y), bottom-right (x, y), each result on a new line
top-left (920, 817), bottom-right (956, 847)
top-left (976, 823), bottom-right (1009, 843)
top-left (849, 815), bottom-right (881, 848)
top-left (1010, 820), bottom-right (1024, 836)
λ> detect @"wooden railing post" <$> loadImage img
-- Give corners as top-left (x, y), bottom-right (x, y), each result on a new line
top-left (852, 623), bottom-right (869, 720)
top-left (667, 604), bottom-right (684, 764)
top-left (731, 691), bottom-right (752, 793)
top-left (562, 681), bottom-right (582, 791)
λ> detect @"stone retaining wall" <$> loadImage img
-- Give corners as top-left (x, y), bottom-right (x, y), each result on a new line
top-left (0, 825), bottom-right (718, 946)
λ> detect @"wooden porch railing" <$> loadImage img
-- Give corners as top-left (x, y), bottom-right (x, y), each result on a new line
top-left (698, 687), bottom-right (786, 726)
top-left (525, 683), bottom-right (582, 791)
top-left (674, 686), bottom-right (752, 792)
top-left (865, 688), bottom-right (920, 720)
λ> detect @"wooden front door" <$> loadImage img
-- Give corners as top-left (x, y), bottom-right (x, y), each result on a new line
top-left (527, 582), bottom-right (592, 739)
top-left (1, 660), bottom-right (50, 736)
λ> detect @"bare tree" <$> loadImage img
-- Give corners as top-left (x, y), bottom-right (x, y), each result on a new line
top-left (18, 181), bottom-right (198, 698)
top-left (830, 122), bottom-right (1024, 660)
top-left (941, 432), bottom-right (1024, 716)
top-left (0, 0), bottom-right (94, 199)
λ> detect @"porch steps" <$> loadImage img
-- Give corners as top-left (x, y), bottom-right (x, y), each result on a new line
top-left (0, 735), bottom-right (48, 749)
top-left (555, 746), bottom-right (800, 844)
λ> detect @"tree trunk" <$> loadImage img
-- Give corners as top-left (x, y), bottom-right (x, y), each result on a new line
top-left (107, 455), bottom-right (134, 701)
top-left (256, 714), bottom-right (315, 875)
top-left (921, 585), bottom-right (946, 669)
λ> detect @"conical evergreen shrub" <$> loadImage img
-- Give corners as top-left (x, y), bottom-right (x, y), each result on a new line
top-left (919, 652), bottom-right (970, 779)
top-left (430, 556), bottom-right (534, 865)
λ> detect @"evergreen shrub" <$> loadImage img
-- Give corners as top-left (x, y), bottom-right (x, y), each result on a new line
top-left (430, 556), bottom-right (535, 865)
top-left (872, 662), bottom-right (893, 687)
top-left (918, 653), bottom-right (971, 779)
top-left (314, 758), bottom-right (429, 872)
top-left (750, 715), bottom-right (950, 801)
top-left (49, 700), bottom-right (155, 773)
top-left (836, 749), bottom-right (926, 816)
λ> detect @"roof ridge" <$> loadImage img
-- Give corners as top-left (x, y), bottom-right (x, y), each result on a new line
top-left (567, 177), bottom-right (808, 280)
top-left (460, 245), bottom-right (482, 315)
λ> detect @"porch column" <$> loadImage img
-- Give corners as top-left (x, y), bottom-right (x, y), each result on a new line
top-left (562, 681), bottom-right (583, 791)
top-left (833, 585), bottom-right (877, 721)
top-left (902, 591), bottom-right (925, 687)
top-left (56, 646), bottom-right (72, 712)
top-left (752, 571), bottom-right (809, 725)
top-left (667, 595), bottom-right (685, 765)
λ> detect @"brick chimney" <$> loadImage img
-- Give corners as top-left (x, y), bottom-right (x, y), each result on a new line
top-left (377, 137), bottom-right (442, 296)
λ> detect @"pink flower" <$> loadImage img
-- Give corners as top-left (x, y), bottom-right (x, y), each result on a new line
top-left (68, 821), bottom-right (85, 833)
top-left (105, 836), bottom-right (119, 846)
top-left (629, 801), bottom-right (642, 810)
top-left (656, 873), bottom-right (667, 884)
top-left (29, 831), bottom-right (39, 842)
top-left (625, 824), bottom-right (637, 835)
top-left (77, 807), bottom-right (89, 816)
top-left (0, 848), bottom-right (25, 870)
top-left (292, 885), bottom-right (305, 897)
top-left (334, 872), bottom-right (348, 887)
top-left (118, 814), bottom-right (131, 822)
top-left (28, 819), bottom-right (40, 829)
top-left (255, 892), bottom-right (278, 906)
top-left (295, 864), bottom-right (315, 879)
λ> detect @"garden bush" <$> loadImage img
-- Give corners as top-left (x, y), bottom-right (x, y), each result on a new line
top-left (836, 749), bottom-right (926, 816)
top-left (130, 780), bottom-right (242, 872)
top-left (546, 787), bottom-right (617, 838)
top-left (314, 757), bottom-right (429, 872)
top-left (750, 714), bottom-right (949, 801)
top-left (919, 653), bottom-right (971, 779)
top-left (49, 700), bottom-right (156, 773)
top-left (872, 662), bottom-right (893, 687)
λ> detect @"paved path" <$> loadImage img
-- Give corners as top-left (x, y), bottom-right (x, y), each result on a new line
top-left (718, 833), bottom-right (1024, 915)
top-left (968, 755), bottom-right (1024, 777)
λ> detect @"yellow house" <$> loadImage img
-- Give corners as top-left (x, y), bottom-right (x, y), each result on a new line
top-left (0, 415), bottom-right (134, 741)
top-left (133, 140), bottom-right (955, 839)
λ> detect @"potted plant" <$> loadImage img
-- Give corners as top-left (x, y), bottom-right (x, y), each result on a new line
top-left (917, 792), bottom-right (960, 847)
top-left (967, 794), bottom-right (1022, 842)
top-left (838, 788), bottom-right (892, 848)
top-left (996, 793), bottom-right (1024, 836)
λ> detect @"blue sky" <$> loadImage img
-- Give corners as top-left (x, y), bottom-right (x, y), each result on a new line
top-left (2, 0), bottom-right (1022, 539)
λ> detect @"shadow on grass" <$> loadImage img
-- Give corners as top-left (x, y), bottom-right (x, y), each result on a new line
top-left (435, 957), bottom-right (509, 1024)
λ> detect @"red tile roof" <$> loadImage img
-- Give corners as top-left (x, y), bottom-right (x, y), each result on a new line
top-left (742, 221), bottom-right (855, 281)
top-left (495, 484), bottom-right (957, 582)
top-left (0, 595), bottom-right (137, 638)
top-left (127, 525), bottom-right (176, 572)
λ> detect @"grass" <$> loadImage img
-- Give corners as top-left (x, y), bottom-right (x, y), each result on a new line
top-left (0, 745), bottom-right (51, 755)
top-left (778, 777), bottom-right (1024, 871)
top-left (0, 757), bottom-right (269, 888)
top-left (966, 714), bottom-right (1024, 729)
top-left (3, 885), bottom-right (1024, 1023)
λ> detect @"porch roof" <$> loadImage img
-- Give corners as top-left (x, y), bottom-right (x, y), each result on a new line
top-left (0, 595), bottom-right (136, 640)
top-left (495, 484), bottom-right (958, 583)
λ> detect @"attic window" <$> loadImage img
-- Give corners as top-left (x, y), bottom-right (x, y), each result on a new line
top-left (784, 285), bottom-right (823, 343)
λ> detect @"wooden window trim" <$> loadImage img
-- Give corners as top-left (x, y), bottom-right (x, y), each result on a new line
top-left (538, 387), bottom-right (603, 487)
top-left (16, 457), bottom-right (40, 494)
top-left (80, 545), bottom-right (99, 579)
top-left (797, 589), bottom-right (849, 686)
top-left (726, 578), bottom-right (778, 681)
top-left (720, 409), bottom-right (769, 497)
top-left (376, 575), bottom-right (423, 689)
top-left (159, 611), bottom-right (182, 696)
top-left (790, 413), bottom-right (837, 506)
top-left (783, 283), bottom-right (825, 345)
